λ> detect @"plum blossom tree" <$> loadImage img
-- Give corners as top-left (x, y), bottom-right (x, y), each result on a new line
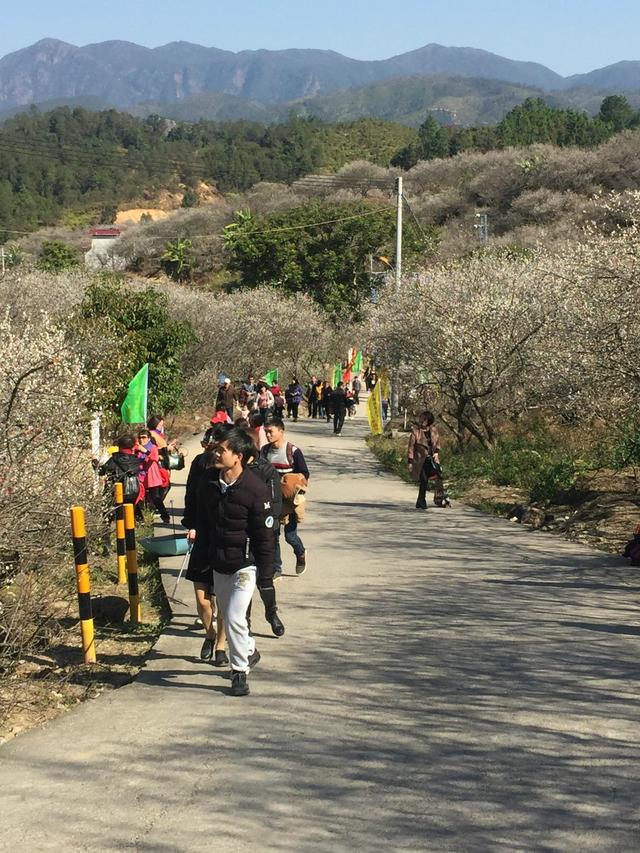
top-left (0, 311), bottom-right (99, 667)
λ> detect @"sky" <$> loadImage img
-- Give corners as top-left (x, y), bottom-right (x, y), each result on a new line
top-left (2, 0), bottom-right (639, 77)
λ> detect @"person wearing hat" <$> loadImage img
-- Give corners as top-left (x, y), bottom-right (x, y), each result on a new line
top-left (216, 377), bottom-right (236, 420)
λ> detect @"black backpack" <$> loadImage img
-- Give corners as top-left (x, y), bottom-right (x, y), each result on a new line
top-left (113, 458), bottom-right (141, 503)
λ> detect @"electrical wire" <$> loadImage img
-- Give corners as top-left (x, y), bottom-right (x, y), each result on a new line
top-left (1, 201), bottom-right (395, 244)
top-left (0, 138), bottom-right (212, 178)
top-left (402, 193), bottom-right (430, 243)
top-left (221, 204), bottom-right (394, 237)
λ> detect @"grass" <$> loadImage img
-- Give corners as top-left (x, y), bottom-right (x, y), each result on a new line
top-left (367, 421), bottom-right (607, 507)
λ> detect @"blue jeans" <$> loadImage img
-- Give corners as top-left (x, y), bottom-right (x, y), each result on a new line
top-left (274, 517), bottom-right (305, 569)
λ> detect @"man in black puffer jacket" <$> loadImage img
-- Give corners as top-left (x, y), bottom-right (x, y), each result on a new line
top-left (198, 426), bottom-right (276, 697)
top-left (246, 444), bottom-right (285, 639)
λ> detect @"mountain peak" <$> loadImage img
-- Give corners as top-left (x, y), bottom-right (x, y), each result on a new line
top-left (0, 38), bottom-right (639, 116)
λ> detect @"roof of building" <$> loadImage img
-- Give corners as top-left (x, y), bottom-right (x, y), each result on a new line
top-left (89, 228), bottom-right (121, 237)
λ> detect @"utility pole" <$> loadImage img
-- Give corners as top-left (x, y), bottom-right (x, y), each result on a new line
top-left (475, 212), bottom-right (489, 246)
top-left (391, 176), bottom-right (403, 417)
top-left (395, 176), bottom-right (403, 290)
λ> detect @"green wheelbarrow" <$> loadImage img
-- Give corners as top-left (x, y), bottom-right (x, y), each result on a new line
top-left (139, 535), bottom-right (190, 557)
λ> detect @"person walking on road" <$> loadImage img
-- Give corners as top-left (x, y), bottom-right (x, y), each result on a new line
top-left (322, 381), bottom-right (333, 423)
top-left (203, 427), bottom-right (277, 696)
top-left (352, 376), bottom-right (361, 405)
top-left (181, 427), bottom-right (228, 667)
top-left (256, 382), bottom-right (275, 422)
top-left (216, 377), bottom-right (236, 420)
top-left (408, 411), bottom-right (444, 510)
top-left (286, 378), bottom-right (304, 422)
top-left (262, 417), bottom-right (309, 575)
top-left (306, 375), bottom-right (317, 417)
top-left (312, 379), bottom-right (323, 418)
top-left (331, 381), bottom-right (348, 435)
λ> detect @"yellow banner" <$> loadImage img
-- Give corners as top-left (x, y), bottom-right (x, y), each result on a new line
top-left (367, 382), bottom-right (384, 435)
top-left (379, 370), bottom-right (391, 402)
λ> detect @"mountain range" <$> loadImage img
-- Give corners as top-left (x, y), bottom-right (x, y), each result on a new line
top-left (2, 39), bottom-right (640, 126)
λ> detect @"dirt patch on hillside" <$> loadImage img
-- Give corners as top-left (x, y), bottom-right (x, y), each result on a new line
top-left (116, 208), bottom-right (171, 224)
top-left (116, 183), bottom-right (222, 223)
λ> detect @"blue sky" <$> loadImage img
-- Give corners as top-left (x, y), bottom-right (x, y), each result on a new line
top-left (2, 0), bottom-right (639, 76)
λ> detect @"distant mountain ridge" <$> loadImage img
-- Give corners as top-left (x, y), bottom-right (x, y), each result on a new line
top-left (1, 38), bottom-right (640, 125)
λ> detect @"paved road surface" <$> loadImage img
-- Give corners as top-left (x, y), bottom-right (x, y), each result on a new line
top-left (1, 413), bottom-right (639, 852)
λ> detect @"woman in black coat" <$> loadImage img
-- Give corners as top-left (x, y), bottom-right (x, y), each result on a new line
top-left (181, 427), bottom-right (228, 667)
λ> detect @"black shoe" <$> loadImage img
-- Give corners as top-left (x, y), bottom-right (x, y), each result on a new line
top-left (200, 637), bottom-right (215, 660)
top-left (268, 611), bottom-right (285, 637)
top-left (295, 551), bottom-right (307, 575)
top-left (248, 648), bottom-right (261, 668)
top-left (230, 671), bottom-right (250, 696)
top-left (415, 501), bottom-right (427, 510)
top-left (213, 649), bottom-right (229, 667)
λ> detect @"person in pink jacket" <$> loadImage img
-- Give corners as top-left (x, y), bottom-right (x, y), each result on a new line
top-left (137, 430), bottom-right (170, 523)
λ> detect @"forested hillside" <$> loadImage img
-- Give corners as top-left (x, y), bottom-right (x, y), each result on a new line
top-left (1, 96), bottom-right (639, 238)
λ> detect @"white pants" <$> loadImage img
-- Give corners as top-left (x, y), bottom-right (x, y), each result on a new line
top-left (213, 566), bottom-right (256, 673)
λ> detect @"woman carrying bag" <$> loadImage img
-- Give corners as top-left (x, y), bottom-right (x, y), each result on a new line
top-left (408, 411), bottom-right (447, 509)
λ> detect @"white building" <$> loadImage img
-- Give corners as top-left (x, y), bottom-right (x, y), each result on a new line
top-left (85, 228), bottom-right (126, 271)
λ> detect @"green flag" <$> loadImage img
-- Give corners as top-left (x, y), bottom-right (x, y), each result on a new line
top-left (353, 350), bottom-right (363, 373)
top-left (121, 363), bottom-right (149, 424)
top-left (332, 364), bottom-right (342, 387)
top-left (263, 368), bottom-right (279, 385)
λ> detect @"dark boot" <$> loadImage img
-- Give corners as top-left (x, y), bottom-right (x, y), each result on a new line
top-left (230, 671), bottom-right (249, 696)
top-left (416, 484), bottom-right (428, 509)
top-left (259, 586), bottom-right (285, 637)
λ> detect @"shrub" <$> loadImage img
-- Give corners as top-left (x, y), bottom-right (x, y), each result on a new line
top-left (37, 240), bottom-right (80, 273)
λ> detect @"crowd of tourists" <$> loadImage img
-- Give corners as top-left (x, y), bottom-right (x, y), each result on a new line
top-left (95, 415), bottom-right (185, 524)
top-left (98, 368), bottom-right (448, 697)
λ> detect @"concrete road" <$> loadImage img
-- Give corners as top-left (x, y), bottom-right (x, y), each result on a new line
top-left (1, 413), bottom-right (639, 852)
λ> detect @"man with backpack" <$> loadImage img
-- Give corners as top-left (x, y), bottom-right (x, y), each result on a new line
top-left (262, 418), bottom-right (310, 576)
top-left (95, 435), bottom-right (141, 506)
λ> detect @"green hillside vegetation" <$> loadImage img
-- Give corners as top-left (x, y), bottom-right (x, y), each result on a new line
top-left (110, 124), bottom-right (640, 291)
top-left (0, 107), bottom-right (418, 235)
top-left (393, 96), bottom-right (639, 167)
top-left (1, 96), bottom-right (639, 239)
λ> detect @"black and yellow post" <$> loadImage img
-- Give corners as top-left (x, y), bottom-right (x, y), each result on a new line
top-left (70, 506), bottom-right (97, 664)
top-left (113, 482), bottom-right (127, 585)
top-left (124, 503), bottom-right (141, 624)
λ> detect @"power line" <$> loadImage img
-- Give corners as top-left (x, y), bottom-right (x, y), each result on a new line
top-left (402, 193), bottom-right (430, 244)
top-left (223, 205), bottom-right (395, 237)
top-left (1, 202), bottom-right (396, 245)
top-left (0, 138), bottom-right (212, 178)
top-left (293, 173), bottom-right (395, 193)
top-left (134, 204), bottom-right (396, 241)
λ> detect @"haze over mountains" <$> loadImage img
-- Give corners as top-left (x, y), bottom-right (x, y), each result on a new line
top-left (1, 38), bottom-right (640, 126)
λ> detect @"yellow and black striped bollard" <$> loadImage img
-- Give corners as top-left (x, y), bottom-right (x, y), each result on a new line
top-left (124, 503), bottom-right (141, 624)
top-left (70, 506), bottom-right (97, 664)
top-left (113, 483), bottom-right (127, 585)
